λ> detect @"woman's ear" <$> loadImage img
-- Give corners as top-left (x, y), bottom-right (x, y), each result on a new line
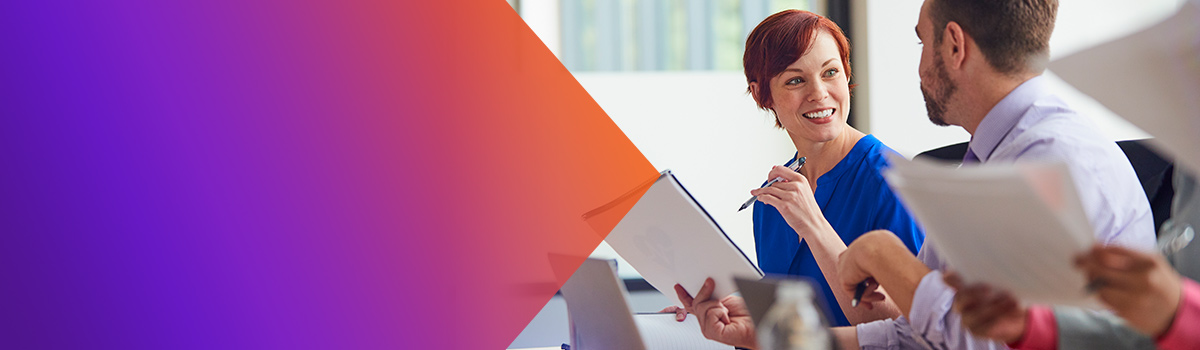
top-left (749, 81), bottom-right (770, 109)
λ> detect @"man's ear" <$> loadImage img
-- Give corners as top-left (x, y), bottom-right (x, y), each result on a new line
top-left (943, 21), bottom-right (968, 70)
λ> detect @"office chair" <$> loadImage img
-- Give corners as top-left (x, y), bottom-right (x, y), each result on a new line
top-left (914, 140), bottom-right (1175, 237)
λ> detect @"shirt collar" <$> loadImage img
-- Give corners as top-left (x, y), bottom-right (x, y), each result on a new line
top-left (967, 75), bottom-right (1048, 162)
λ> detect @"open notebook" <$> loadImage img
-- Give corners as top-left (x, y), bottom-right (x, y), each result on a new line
top-left (559, 258), bottom-right (732, 350)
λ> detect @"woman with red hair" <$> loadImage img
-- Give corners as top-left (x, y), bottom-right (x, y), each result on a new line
top-left (670, 10), bottom-right (924, 345)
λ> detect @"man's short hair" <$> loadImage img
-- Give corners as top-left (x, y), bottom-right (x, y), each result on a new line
top-left (930, 0), bottom-right (1058, 75)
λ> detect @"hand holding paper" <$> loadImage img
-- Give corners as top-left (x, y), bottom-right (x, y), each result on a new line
top-left (883, 155), bottom-right (1098, 307)
top-left (673, 278), bottom-right (759, 350)
top-left (944, 271), bottom-right (1029, 344)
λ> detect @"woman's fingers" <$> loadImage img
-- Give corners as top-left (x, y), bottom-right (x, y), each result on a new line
top-left (675, 284), bottom-right (695, 312)
top-left (659, 305), bottom-right (688, 322)
top-left (750, 182), bottom-right (802, 198)
top-left (693, 278), bottom-right (716, 305)
top-left (766, 165), bottom-right (806, 182)
top-left (1077, 248), bottom-right (1156, 294)
top-left (701, 302), bottom-right (731, 325)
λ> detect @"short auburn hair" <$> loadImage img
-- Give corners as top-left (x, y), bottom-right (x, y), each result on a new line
top-left (930, 0), bottom-right (1058, 76)
top-left (743, 10), bottom-right (852, 125)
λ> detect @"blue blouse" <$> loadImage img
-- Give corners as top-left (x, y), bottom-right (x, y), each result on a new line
top-left (752, 135), bottom-right (924, 327)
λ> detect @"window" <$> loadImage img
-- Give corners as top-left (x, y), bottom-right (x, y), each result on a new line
top-left (548, 0), bottom-right (814, 71)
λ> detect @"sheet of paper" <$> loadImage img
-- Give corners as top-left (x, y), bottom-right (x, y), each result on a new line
top-left (1049, 1), bottom-right (1200, 174)
top-left (635, 313), bottom-right (735, 350)
top-left (600, 170), bottom-right (763, 301)
top-left (883, 155), bottom-right (1098, 307)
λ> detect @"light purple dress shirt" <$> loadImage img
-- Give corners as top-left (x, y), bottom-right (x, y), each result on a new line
top-left (855, 75), bottom-right (1157, 350)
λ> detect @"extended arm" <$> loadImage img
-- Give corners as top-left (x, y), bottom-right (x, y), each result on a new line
top-left (836, 230), bottom-right (929, 317)
top-left (841, 231), bottom-right (1008, 350)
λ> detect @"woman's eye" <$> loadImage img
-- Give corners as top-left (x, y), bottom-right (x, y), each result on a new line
top-left (823, 68), bottom-right (838, 78)
top-left (786, 77), bottom-right (804, 85)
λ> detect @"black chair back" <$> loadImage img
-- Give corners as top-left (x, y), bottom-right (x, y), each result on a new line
top-left (914, 140), bottom-right (1175, 237)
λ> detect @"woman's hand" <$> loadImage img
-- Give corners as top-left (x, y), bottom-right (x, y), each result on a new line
top-left (660, 305), bottom-right (689, 321)
top-left (1075, 244), bottom-right (1183, 338)
top-left (751, 165), bottom-right (830, 238)
top-left (675, 278), bottom-right (760, 349)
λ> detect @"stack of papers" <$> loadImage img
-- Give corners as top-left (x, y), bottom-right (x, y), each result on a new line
top-left (883, 155), bottom-right (1098, 306)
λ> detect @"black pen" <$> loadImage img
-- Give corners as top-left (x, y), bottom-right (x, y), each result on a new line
top-left (738, 156), bottom-right (806, 211)
top-left (851, 280), bottom-right (868, 307)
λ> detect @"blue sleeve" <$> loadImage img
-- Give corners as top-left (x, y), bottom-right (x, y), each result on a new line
top-left (864, 172), bottom-right (924, 255)
top-left (866, 142), bottom-right (925, 255)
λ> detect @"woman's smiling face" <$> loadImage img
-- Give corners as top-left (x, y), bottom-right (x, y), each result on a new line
top-left (764, 30), bottom-right (851, 144)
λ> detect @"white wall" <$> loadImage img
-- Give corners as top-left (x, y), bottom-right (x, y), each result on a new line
top-left (859, 0), bottom-right (1184, 157)
top-left (519, 0), bottom-right (561, 58)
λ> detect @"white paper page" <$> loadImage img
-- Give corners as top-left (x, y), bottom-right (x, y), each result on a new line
top-left (604, 171), bottom-right (763, 301)
top-left (1049, 1), bottom-right (1200, 174)
top-left (883, 156), bottom-right (1098, 306)
top-left (635, 313), bottom-right (735, 350)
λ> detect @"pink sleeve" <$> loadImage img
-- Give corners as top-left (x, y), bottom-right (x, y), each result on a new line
top-left (1008, 305), bottom-right (1057, 350)
top-left (1156, 278), bottom-right (1200, 350)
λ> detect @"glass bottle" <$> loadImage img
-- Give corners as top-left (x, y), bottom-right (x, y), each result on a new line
top-left (756, 280), bottom-right (831, 350)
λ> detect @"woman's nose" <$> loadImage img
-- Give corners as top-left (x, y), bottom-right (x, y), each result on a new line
top-left (806, 83), bottom-right (828, 102)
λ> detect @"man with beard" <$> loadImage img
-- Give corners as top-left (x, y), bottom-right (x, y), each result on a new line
top-left (831, 0), bottom-right (1156, 349)
top-left (675, 0), bottom-right (1156, 348)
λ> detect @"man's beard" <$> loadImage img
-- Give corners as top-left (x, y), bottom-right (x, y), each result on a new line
top-left (920, 51), bottom-right (957, 127)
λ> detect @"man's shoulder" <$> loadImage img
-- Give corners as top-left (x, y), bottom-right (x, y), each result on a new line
top-left (1000, 99), bottom-right (1111, 160)
top-left (1018, 97), bottom-right (1094, 138)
